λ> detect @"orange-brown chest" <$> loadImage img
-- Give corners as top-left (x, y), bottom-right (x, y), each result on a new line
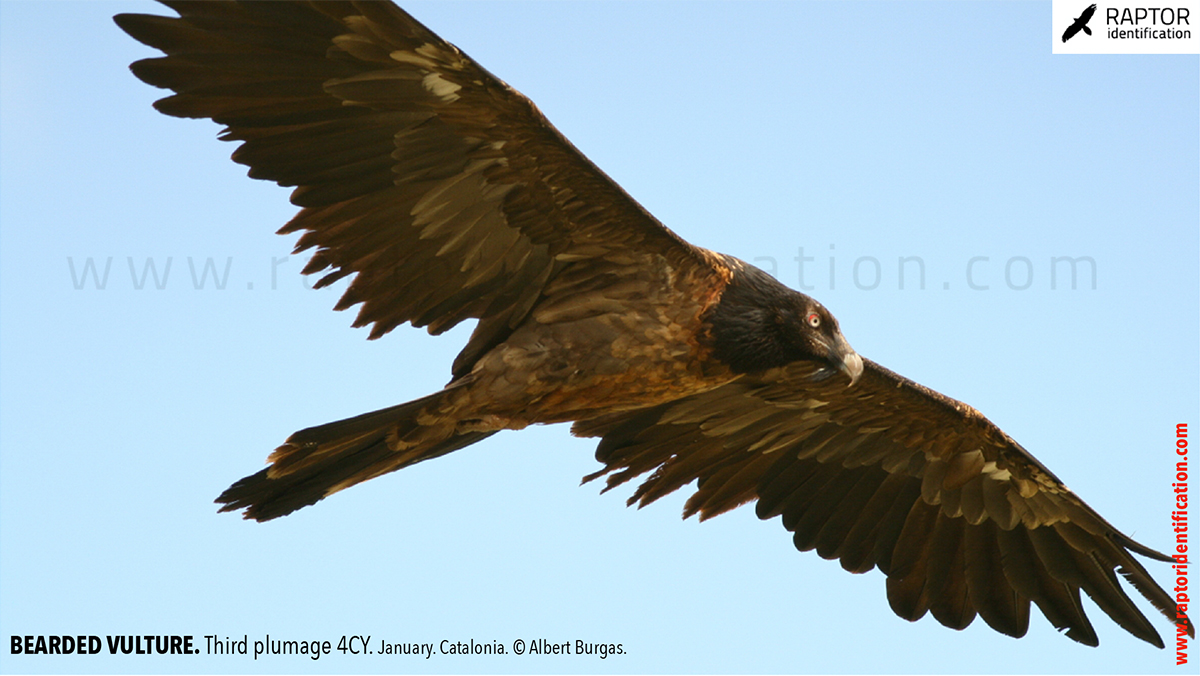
top-left (466, 252), bottom-right (734, 423)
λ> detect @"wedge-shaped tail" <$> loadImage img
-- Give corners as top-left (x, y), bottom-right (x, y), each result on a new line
top-left (217, 392), bottom-right (496, 521)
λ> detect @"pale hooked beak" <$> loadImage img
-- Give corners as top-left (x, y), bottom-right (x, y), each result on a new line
top-left (831, 334), bottom-right (863, 386)
top-left (808, 334), bottom-right (864, 386)
top-left (838, 350), bottom-right (864, 386)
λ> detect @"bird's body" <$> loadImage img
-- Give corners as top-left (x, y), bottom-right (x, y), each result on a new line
top-left (233, 250), bottom-right (854, 517)
top-left (116, 0), bottom-right (1190, 649)
top-left (454, 250), bottom-right (731, 426)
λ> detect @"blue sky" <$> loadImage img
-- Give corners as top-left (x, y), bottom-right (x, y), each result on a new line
top-left (0, 1), bottom-right (1196, 673)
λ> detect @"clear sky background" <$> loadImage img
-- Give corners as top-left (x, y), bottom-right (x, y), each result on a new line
top-left (1, 1), bottom-right (1197, 674)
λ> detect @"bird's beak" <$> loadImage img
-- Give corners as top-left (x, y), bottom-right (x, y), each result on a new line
top-left (830, 335), bottom-right (863, 387)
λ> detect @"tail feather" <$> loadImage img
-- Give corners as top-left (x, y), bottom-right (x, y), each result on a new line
top-left (216, 392), bottom-right (495, 521)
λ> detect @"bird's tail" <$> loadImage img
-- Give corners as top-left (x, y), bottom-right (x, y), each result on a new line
top-left (1083, 25), bottom-right (1092, 35)
top-left (216, 391), bottom-right (495, 521)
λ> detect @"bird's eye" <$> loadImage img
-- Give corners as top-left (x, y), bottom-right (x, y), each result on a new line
top-left (807, 313), bottom-right (821, 328)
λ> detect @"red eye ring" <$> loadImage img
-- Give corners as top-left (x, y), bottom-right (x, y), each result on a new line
top-left (807, 313), bottom-right (821, 328)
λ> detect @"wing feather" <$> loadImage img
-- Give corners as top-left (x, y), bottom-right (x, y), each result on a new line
top-left (965, 520), bottom-right (1031, 637)
top-left (793, 468), bottom-right (880, 553)
top-left (811, 468), bottom-right (888, 559)
top-left (885, 499), bottom-right (940, 621)
top-left (835, 472), bottom-right (915, 573)
top-left (925, 515), bottom-right (975, 631)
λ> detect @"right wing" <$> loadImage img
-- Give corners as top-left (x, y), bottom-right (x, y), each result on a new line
top-left (576, 358), bottom-right (1190, 647)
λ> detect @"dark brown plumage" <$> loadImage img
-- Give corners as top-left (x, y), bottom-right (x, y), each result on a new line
top-left (115, 0), bottom-right (1190, 649)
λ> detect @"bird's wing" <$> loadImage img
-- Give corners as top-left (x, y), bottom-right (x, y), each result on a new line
top-left (1082, 4), bottom-right (1098, 22)
top-left (115, 1), bottom-right (719, 374)
top-left (575, 358), bottom-right (1190, 647)
top-left (1062, 22), bottom-right (1082, 42)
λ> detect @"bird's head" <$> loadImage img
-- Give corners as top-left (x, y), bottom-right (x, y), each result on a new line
top-left (707, 261), bottom-right (863, 385)
top-left (773, 296), bottom-right (864, 386)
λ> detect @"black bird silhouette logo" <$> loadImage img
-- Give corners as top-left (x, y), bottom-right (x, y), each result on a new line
top-left (1062, 4), bottom-right (1098, 42)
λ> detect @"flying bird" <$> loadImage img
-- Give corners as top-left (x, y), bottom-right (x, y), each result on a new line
top-left (116, 1), bottom-right (1190, 648)
top-left (1062, 4), bottom-right (1098, 42)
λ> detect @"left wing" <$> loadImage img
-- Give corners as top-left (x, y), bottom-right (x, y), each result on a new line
top-left (576, 358), bottom-right (1190, 647)
top-left (114, 0), bottom-right (722, 378)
